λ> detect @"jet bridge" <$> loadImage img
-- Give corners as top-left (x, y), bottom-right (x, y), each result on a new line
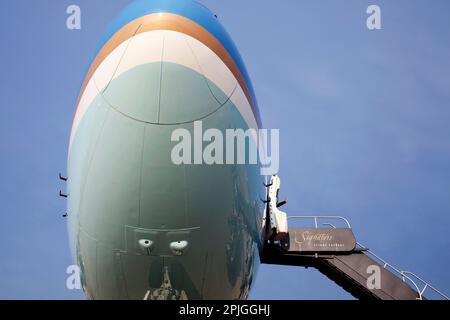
top-left (261, 176), bottom-right (449, 300)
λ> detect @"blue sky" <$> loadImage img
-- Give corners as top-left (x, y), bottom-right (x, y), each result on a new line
top-left (1, 0), bottom-right (450, 299)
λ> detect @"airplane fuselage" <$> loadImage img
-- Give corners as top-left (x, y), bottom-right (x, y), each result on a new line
top-left (67, 0), bottom-right (265, 300)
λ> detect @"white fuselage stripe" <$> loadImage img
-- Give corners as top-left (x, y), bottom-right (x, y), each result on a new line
top-left (70, 30), bottom-right (258, 151)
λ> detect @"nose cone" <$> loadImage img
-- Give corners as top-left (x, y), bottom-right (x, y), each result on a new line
top-left (97, 29), bottom-right (236, 124)
top-left (68, 0), bottom-right (263, 300)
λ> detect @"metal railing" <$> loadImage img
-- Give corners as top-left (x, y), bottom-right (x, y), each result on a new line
top-left (264, 171), bottom-right (450, 300)
top-left (288, 216), bottom-right (352, 229)
top-left (355, 242), bottom-right (449, 300)
top-left (401, 271), bottom-right (449, 300)
top-left (288, 216), bottom-right (449, 300)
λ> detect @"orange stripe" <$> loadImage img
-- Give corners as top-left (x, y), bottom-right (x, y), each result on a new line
top-left (75, 13), bottom-right (258, 124)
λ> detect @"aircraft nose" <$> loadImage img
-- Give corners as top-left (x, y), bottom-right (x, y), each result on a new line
top-left (96, 30), bottom-right (236, 124)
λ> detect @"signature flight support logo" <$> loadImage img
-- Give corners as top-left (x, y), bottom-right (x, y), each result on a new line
top-left (290, 229), bottom-right (356, 252)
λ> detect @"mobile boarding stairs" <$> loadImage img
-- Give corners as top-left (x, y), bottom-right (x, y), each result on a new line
top-left (261, 175), bottom-right (449, 300)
